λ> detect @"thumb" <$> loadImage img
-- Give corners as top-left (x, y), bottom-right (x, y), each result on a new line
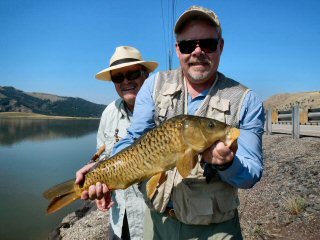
top-left (229, 140), bottom-right (238, 153)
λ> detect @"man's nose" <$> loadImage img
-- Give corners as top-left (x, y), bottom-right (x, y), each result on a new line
top-left (122, 77), bottom-right (131, 84)
top-left (192, 45), bottom-right (204, 56)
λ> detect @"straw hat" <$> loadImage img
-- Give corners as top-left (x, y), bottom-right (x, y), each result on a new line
top-left (96, 46), bottom-right (159, 81)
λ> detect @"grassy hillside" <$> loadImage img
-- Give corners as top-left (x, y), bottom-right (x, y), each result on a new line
top-left (0, 86), bottom-right (106, 118)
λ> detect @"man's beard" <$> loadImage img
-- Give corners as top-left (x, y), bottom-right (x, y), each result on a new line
top-left (187, 55), bottom-right (215, 82)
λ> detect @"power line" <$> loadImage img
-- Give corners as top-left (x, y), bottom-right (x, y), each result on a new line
top-left (160, 0), bottom-right (168, 69)
top-left (160, 0), bottom-right (177, 70)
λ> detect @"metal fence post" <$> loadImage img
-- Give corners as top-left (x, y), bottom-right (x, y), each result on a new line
top-left (292, 105), bottom-right (300, 139)
top-left (265, 108), bottom-right (272, 135)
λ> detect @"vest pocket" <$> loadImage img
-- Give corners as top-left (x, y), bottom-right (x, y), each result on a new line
top-left (172, 178), bottom-right (238, 225)
top-left (215, 190), bottom-right (239, 213)
top-left (207, 97), bottom-right (230, 123)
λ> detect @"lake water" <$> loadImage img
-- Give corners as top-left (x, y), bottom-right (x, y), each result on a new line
top-left (0, 118), bottom-right (100, 240)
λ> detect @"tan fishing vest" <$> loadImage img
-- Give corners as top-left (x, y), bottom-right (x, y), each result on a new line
top-left (141, 68), bottom-right (249, 225)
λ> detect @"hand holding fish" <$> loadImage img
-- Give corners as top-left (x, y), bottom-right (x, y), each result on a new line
top-left (95, 195), bottom-right (113, 212)
top-left (75, 163), bottom-right (113, 210)
top-left (202, 140), bottom-right (238, 167)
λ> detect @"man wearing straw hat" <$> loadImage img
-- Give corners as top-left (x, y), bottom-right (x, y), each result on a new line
top-left (76, 46), bottom-right (158, 240)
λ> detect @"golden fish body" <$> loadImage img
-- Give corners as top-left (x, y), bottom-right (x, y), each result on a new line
top-left (44, 115), bottom-right (240, 214)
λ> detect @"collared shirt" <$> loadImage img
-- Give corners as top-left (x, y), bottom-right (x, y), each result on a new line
top-left (97, 98), bottom-right (146, 239)
top-left (113, 73), bottom-right (265, 189)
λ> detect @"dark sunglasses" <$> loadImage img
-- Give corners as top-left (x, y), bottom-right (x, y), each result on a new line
top-left (177, 38), bottom-right (220, 54)
top-left (111, 70), bottom-right (145, 84)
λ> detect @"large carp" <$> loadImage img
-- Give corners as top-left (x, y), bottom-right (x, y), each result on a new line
top-left (43, 115), bottom-right (240, 214)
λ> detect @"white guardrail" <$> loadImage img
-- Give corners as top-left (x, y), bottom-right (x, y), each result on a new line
top-left (265, 106), bottom-right (320, 138)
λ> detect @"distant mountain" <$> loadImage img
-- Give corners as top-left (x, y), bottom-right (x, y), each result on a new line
top-left (0, 86), bottom-right (106, 118)
top-left (264, 91), bottom-right (320, 111)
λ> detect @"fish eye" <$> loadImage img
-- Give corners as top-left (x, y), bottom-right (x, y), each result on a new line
top-left (208, 121), bottom-right (215, 128)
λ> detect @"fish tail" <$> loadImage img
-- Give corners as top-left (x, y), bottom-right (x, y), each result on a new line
top-left (43, 179), bottom-right (81, 214)
top-left (47, 191), bottom-right (80, 214)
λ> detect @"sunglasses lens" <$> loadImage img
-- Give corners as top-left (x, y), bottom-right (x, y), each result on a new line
top-left (200, 39), bottom-right (218, 53)
top-left (178, 41), bottom-right (195, 54)
top-left (111, 74), bottom-right (124, 83)
top-left (178, 39), bottom-right (219, 54)
top-left (111, 70), bottom-right (144, 83)
top-left (126, 70), bottom-right (142, 80)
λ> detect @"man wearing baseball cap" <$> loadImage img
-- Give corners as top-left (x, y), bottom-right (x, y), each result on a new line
top-left (84, 6), bottom-right (264, 239)
top-left (76, 46), bottom-right (158, 240)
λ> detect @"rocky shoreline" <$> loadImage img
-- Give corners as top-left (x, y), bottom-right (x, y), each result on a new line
top-left (49, 202), bottom-right (109, 240)
top-left (50, 134), bottom-right (320, 240)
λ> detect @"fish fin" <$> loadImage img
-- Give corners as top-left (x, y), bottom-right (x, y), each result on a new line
top-left (43, 179), bottom-right (76, 200)
top-left (43, 178), bottom-right (81, 214)
top-left (47, 192), bottom-right (80, 214)
top-left (146, 172), bottom-right (167, 199)
top-left (176, 149), bottom-right (198, 178)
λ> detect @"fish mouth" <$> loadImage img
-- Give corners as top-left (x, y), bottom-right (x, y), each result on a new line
top-left (225, 127), bottom-right (240, 147)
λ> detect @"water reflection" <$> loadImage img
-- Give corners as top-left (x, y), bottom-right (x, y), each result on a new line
top-left (0, 118), bottom-right (100, 240)
top-left (0, 118), bottom-right (100, 145)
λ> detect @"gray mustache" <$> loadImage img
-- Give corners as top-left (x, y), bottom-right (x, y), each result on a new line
top-left (189, 56), bottom-right (211, 65)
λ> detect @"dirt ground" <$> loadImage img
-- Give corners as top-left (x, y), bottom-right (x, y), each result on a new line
top-left (238, 135), bottom-right (320, 240)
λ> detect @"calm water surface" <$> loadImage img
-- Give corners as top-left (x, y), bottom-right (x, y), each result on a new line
top-left (0, 118), bottom-right (100, 240)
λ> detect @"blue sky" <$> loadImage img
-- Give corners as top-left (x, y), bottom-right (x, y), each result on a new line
top-left (1, 0), bottom-right (320, 105)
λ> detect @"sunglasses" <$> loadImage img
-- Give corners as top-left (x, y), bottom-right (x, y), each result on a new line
top-left (177, 38), bottom-right (220, 54)
top-left (111, 70), bottom-right (145, 84)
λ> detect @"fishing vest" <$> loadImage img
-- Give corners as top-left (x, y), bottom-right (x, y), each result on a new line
top-left (143, 68), bottom-right (249, 225)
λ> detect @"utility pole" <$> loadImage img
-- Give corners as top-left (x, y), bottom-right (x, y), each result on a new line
top-left (168, 49), bottom-right (172, 70)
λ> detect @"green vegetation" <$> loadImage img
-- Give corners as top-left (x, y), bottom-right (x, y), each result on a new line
top-left (0, 86), bottom-right (106, 118)
top-left (248, 226), bottom-right (268, 239)
top-left (285, 196), bottom-right (308, 215)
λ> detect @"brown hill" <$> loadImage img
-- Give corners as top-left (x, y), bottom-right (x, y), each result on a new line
top-left (264, 91), bottom-right (320, 111)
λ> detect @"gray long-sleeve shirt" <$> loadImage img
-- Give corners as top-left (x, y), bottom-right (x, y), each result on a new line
top-left (97, 98), bottom-right (146, 239)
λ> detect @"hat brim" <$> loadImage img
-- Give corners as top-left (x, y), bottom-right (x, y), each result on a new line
top-left (95, 61), bottom-right (159, 81)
